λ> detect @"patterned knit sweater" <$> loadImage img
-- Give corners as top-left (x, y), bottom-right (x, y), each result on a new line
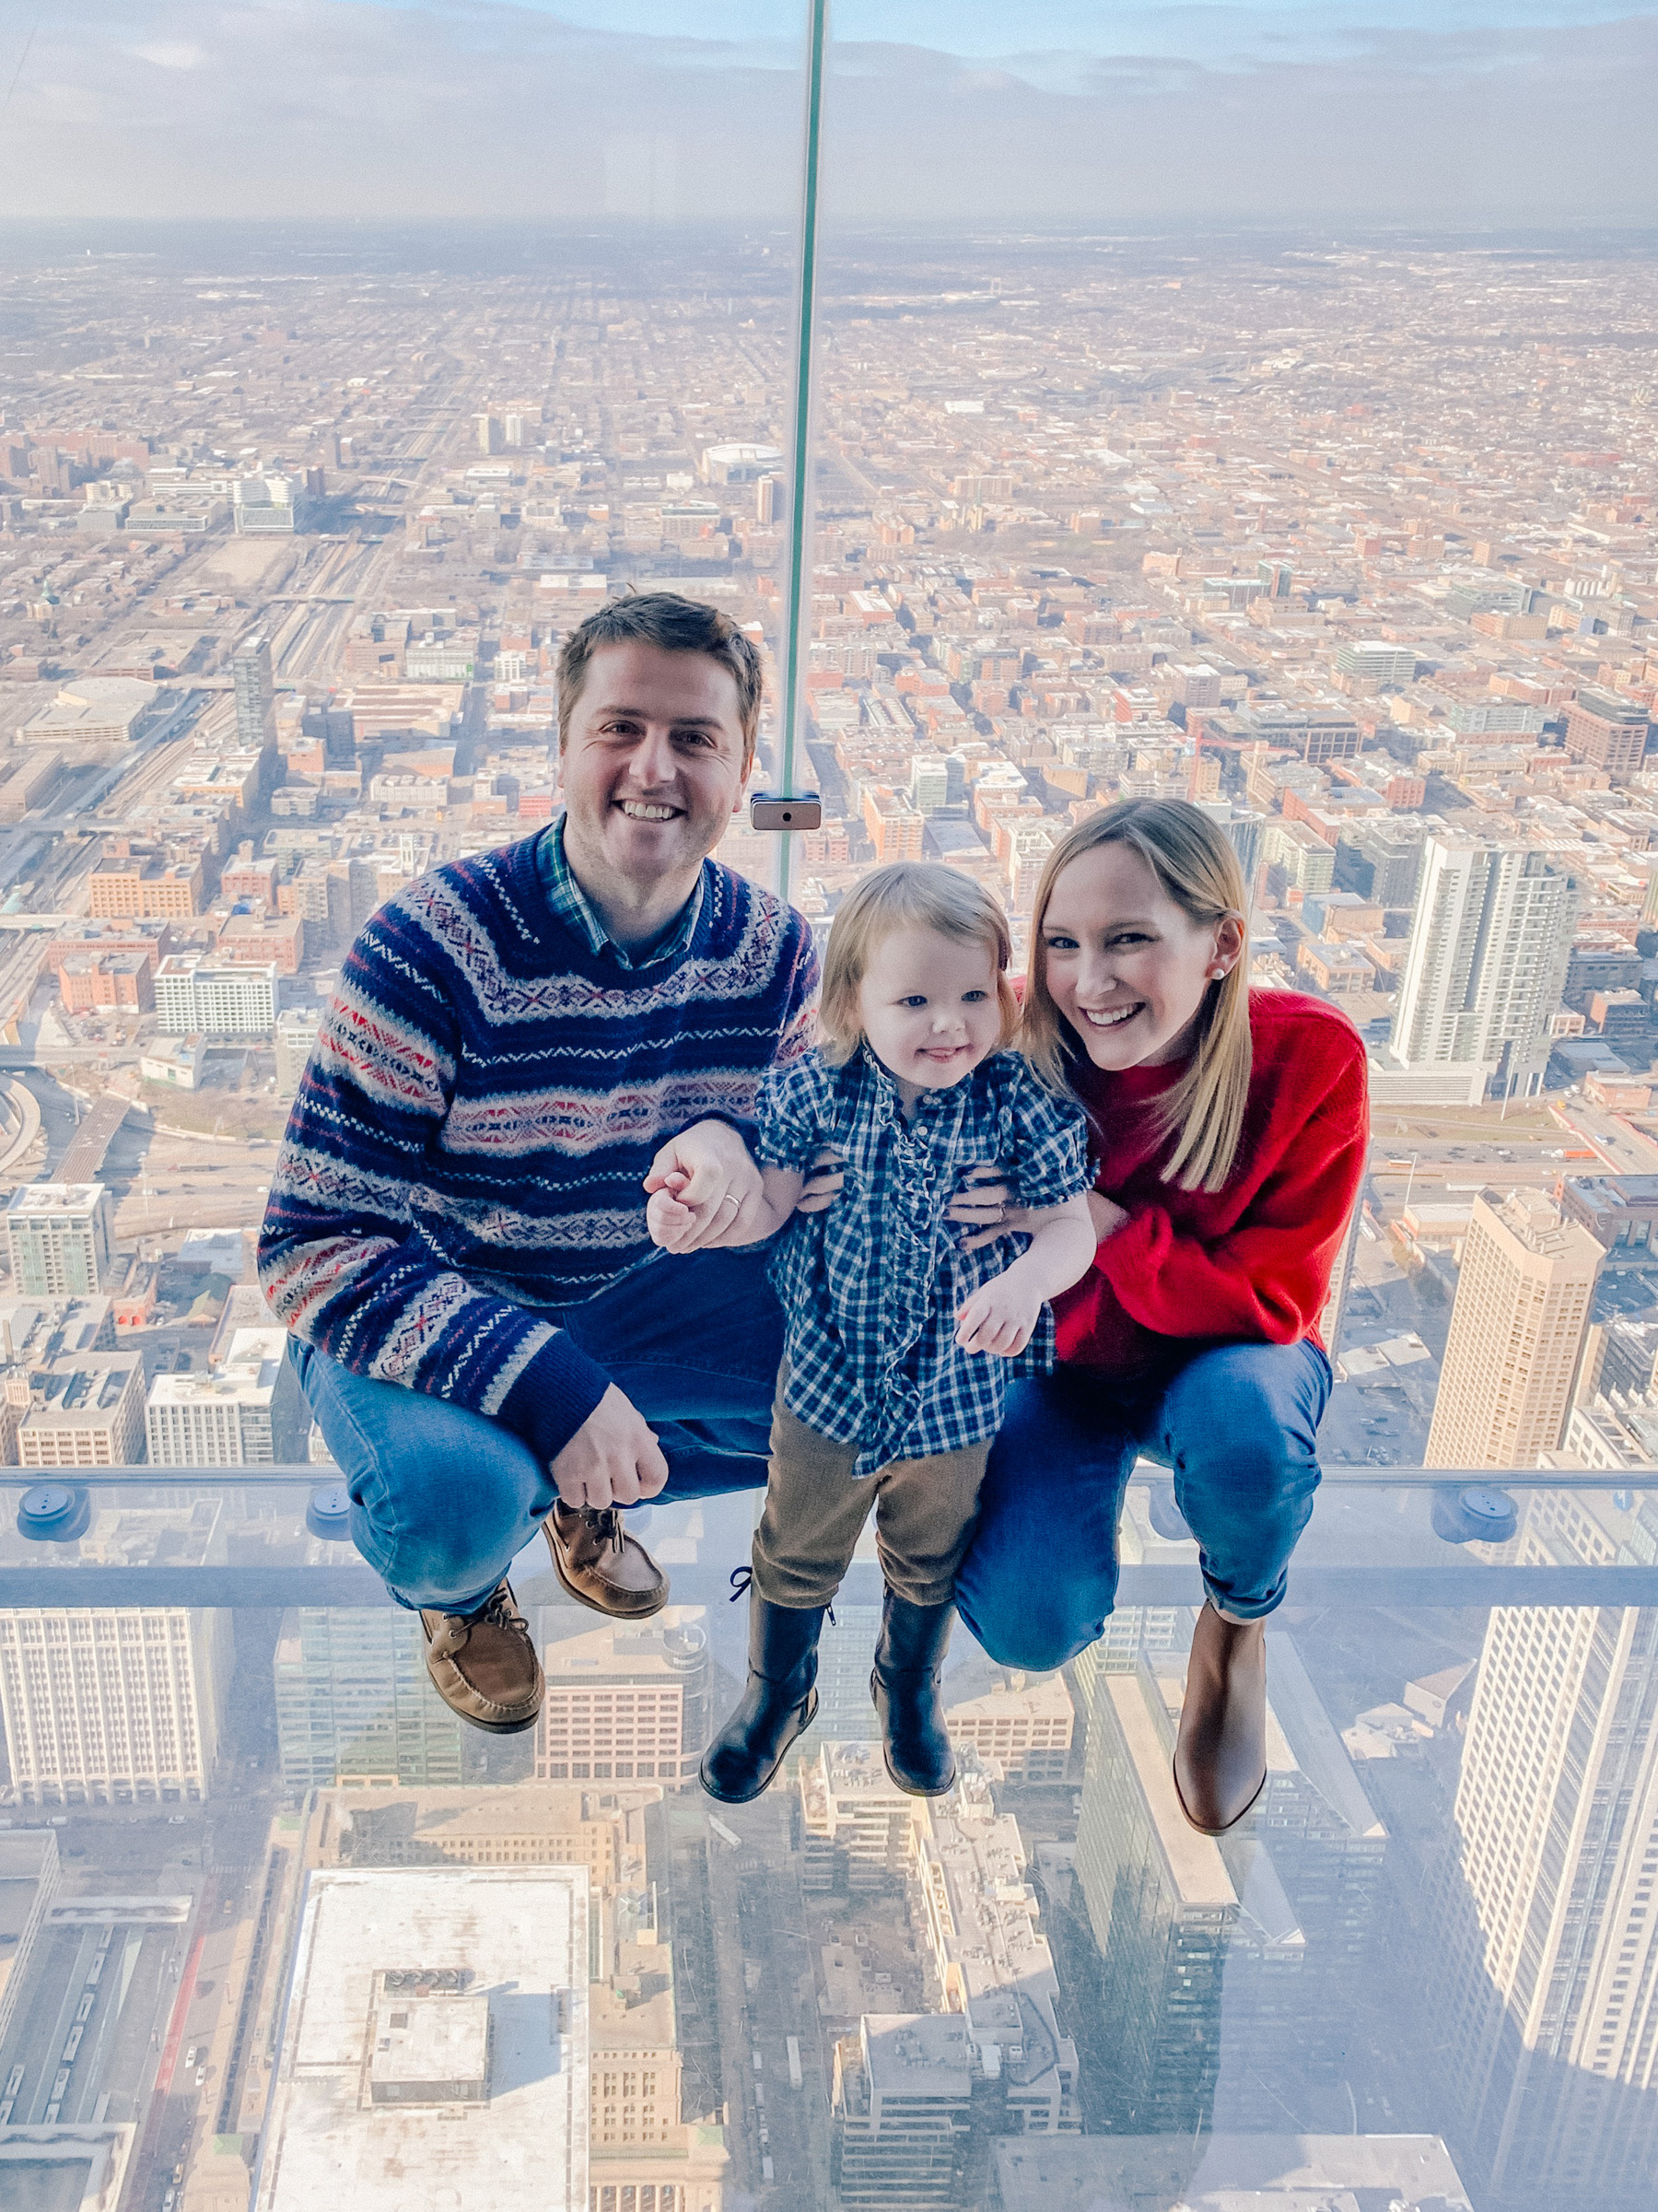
top-left (257, 833), bottom-right (818, 1464)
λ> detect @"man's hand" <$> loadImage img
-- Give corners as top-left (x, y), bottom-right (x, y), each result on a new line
top-left (643, 1118), bottom-right (766, 1250)
top-left (551, 1383), bottom-right (670, 1508)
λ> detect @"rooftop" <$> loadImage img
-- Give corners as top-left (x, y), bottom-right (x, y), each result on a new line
top-left (993, 2132), bottom-right (1473, 2212)
top-left (254, 1867), bottom-right (587, 2212)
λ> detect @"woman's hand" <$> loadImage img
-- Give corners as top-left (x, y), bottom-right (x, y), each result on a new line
top-left (794, 1144), bottom-right (847, 1217)
top-left (1087, 1190), bottom-right (1130, 1243)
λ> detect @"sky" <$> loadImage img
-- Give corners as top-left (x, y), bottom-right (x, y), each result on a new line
top-left (0, 3), bottom-right (1655, 226)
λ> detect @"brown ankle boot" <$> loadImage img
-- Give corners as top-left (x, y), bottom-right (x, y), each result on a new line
top-left (1173, 1601), bottom-right (1267, 1835)
top-left (544, 1502), bottom-right (669, 1620)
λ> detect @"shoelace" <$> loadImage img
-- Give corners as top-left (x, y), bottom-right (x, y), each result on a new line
top-left (584, 1506), bottom-right (626, 1555)
top-left (472, 1586), bottom-right (529, 1636)
top-left (728, 1563), bottom-right (834, 1625)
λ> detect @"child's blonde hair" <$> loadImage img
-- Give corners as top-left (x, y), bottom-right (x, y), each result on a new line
top-left (819, 862), bottom-right (1018, 1069)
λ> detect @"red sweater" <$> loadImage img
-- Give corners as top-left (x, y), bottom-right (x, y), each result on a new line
top-left (1052, 989), bottom-right (1368, 1377)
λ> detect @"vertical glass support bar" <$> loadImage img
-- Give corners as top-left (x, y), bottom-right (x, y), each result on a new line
top-left (775, 0), bottom-right (830, 908)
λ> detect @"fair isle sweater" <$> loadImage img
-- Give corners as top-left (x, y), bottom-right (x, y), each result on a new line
top-left (256, 832), bottom-right (818, 1464)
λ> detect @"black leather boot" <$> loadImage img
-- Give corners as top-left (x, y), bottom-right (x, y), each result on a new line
top-left (870, 1590), bottom-right (957, 1797)
top-left (700, 1584), bottom-right (824, 1805)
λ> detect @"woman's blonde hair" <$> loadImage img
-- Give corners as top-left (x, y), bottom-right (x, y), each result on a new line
top-left (1022, 799), bottom-right (1252, 1193)
top-left (819, 861), bottom-right (1018, 1068)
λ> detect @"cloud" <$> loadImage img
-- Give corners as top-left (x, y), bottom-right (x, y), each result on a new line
top-left (0, 1), bottom-right (1652, 226)
top-left (127, 41), bottom-right (209, 70)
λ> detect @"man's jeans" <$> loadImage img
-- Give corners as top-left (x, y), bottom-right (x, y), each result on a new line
top-left (291, 1246), bottom-right (781, 1615)
top-left (952, 1340), bottom-right (1332, 1675)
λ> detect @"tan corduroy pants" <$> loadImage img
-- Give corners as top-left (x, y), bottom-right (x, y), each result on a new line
top-left (750, 1369), bottom-right (990, 1610)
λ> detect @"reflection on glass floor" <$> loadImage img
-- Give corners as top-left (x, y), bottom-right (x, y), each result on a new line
top-left (0, 1481), bottom-right (1652, 2211)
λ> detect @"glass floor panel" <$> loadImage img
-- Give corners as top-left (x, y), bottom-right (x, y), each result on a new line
top-left (0, 1476), bottom-right (1652, 2211)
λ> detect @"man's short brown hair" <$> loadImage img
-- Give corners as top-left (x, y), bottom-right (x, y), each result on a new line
top-left (555, 591), bottom-right (764, 767)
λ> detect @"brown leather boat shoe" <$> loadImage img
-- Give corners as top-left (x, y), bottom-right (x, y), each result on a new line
top-left (544, 1502), bottom-right (670, 1621)
top-left (420, 1580), bottom-right (543, 1735)
top-left (1173, 1600), bottom-right (1268, 1835)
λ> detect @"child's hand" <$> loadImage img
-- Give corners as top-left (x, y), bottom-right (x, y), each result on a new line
top-left (646, 1172), bottom-right (698, 1253)
top-left (954, 1267), bottom-right (1043, 1358)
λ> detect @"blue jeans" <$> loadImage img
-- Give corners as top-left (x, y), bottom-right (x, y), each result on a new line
top-left (952, 1340), bottom-right (1332, 1673)
top-left (290, 1245), bottom-right (780, 1613)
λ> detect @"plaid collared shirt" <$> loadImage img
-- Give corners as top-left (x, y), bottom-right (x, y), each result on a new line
top-left (757, 1046), bottom-right (1091, 1476)
top-left (534, 814), bottom-right (705, 969)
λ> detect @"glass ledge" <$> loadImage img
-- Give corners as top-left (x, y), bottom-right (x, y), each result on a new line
top-left (0, 1472), bottom-right (1652, 1611)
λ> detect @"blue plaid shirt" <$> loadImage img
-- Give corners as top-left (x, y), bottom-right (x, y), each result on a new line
top-left (756, 1047), bottom-right (1091, 1475)
top-left (534, 815), bottom-right (705, 969)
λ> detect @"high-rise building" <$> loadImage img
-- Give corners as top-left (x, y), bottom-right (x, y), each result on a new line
top-left (863, 788), bottom-right (926, 861)
top-left (0, 1829), bottom-right (59, 2047)
top-left (1337, 640), bottom-right (1417, 687)
top-left (15, 1349), bottom-right (146, 1468)
top-left (274, 1608), bottom-right (463, 1788)
top-left (993, 2134), bottom-right (1475, 2212)
top-left (1424, 1190), bottom-right (1602, 1472)
top-left (1563, 689), bottom-right (1650, 778)
top-left (154, 954), bottom-right (278, 1037)
top-left (232, 473), bottom-right (309, 534)
top-left (830, 2012), bottom-right (996, 2211)
top-left (535, 1608), bottom-right (711, 1785)
top-left (909, 756), bottom-right (952, 815)
top-left (754, 473), bottom-right (777, 525)
top-left (795, 1604), bottom-right (882, 1759)
top-left (1171, 662), bottom-right (1222, 710)
top-left (1335, 823), bottom-right (1424, 908)
top-left (5, 1184), bottom-right (115, 1297)
top-left (146, 1341), bottom-right (299, 1466)
top-left (476, 413), bottom-right (504, 455)
top-left (0, 1592), bottom-right (229, 1804)
top-left (914, 1771), bottom-right (1081, 2132)
top-left (1074, 1646), bottom-right (1384, 2133)
top-left (1430, 1492), bottom-right (1658, 2207)
top-left (255, 1867), bottom-right (588, 2212)
top-left (799, 1740), bottom-right (925, 1894)
top-left (1388, 837), bottom-right (1577, 1097)
top-left (942, 1673), bottom-right (1074, 1781)
top-left (274, 1005), bottom-right (322, 1100)
top-left (233, 634), bottom-right (274, 751)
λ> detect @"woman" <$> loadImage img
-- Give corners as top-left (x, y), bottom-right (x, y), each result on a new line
top-left (952, 797), bottom-right (1368, 1834)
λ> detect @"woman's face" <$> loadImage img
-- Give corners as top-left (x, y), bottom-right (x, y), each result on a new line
top-left (1039, 841), bottom-right (1242, 1071)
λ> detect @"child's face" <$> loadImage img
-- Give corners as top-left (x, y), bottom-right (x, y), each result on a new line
top-left (857, 924), bottom-right (1004, 1097)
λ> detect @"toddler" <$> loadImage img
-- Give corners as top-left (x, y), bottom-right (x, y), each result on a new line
top-left (648, 861), bottom-right (1094, 1802)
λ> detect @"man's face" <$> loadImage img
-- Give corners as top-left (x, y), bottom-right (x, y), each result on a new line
top-left (558, 640), bottom-right (750, 887)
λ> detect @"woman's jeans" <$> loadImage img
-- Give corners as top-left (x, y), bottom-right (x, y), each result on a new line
top-left (952, 1340), bottom-right (1332, 1674)
top-left (290, 1245), bottom-right (782, 1615)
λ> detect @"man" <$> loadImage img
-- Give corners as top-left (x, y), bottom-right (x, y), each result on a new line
top-left (258, 591), bottom-right (816, 1738)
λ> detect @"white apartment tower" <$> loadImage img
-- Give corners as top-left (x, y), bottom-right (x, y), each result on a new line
top-left (146, 1344), bottom-right (293, 1466)
top-left (5, 1184), bottom-right (115, 1297)
top-left (0, 1604), bottom-right (230, 1804)
top-left (1432, 1492), bottom-right (1658, 2207)
top-left (1388, 837), bottom-right (1576, 1097)
top-left (1425, 1189), bottom-right (1603, 1472)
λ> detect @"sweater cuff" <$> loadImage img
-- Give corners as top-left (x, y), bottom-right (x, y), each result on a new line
top-left (498, 1330), bottom-right (613, 1465)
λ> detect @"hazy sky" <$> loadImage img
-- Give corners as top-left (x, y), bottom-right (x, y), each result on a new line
top-left (1, 3), bottom-right (1655, 226)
